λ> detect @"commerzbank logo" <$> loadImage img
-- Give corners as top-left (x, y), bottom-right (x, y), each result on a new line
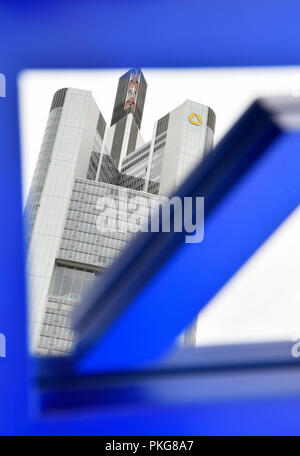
top-left (188, 112), bottom-right (202, 126)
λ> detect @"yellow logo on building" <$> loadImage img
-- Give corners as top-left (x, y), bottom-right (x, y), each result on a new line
top-left (188, 113), bottom-right (202, 126)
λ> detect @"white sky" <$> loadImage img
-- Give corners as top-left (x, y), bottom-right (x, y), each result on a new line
top-left (18, 67), bottom-right (300, 346)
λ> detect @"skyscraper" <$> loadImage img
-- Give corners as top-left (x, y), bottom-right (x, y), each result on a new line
top-left (26, 69), bottom-right (215, 355)
top-left (107, 69), bottom-right (147, 169)
top-left (111, 68), bottom-right (147, 129)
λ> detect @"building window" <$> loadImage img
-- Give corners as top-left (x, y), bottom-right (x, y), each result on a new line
top-left (50, 263), bottom-right (97, 301)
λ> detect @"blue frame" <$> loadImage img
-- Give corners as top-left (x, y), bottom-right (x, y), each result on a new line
top-left (1, 0), bottom-right (300, 436)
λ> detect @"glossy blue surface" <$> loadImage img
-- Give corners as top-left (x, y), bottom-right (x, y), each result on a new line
top-left (1, 0), bottom-right (300, 435)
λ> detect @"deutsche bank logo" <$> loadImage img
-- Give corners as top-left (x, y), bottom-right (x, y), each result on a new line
top-left (0, 73), bottom-right (6, 98)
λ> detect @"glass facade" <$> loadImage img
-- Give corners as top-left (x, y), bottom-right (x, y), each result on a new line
top-left (24, 107), bottom-right (62, 243)
top-left (58, 178), bottom-right (161, 269)
top-left (87, 150), bottom-right (100, 181)
top-left (146, 131), bottom-right (168, 194)
top-left (37, 263), bottom-right (99, 354)
top-left (37, 177), bottom-right (161, 354)
top-left (50, 263), bottom-right (97, 301)
top-left (38, 298), bottom-right (75, 354)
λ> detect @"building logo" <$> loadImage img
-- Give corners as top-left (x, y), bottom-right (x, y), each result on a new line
top-left (188, 113), bottom-right (202, 126)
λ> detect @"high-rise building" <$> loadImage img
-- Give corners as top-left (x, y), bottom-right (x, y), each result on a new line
top-left (111, 69), bottom-right (147, 129)
top-left (25, 69), bottom-right (215, 355)
top-left (108, 69), bottom-right (147, 169)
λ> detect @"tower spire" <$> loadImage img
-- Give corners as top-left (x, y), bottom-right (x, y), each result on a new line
top-left (111, 68), bottom-right (147, 129)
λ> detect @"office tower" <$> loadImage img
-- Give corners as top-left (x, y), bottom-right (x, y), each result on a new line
top-left (119, 100), bottom-right (215, 197)
top-left (25, 88), bottom-right (106, 351)
top-left (26, 69), bottom-right (215, 355)
top-left (109, 69), bottom-right (147, 169)
top-left (111, 69), bottom-right (147, 129)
